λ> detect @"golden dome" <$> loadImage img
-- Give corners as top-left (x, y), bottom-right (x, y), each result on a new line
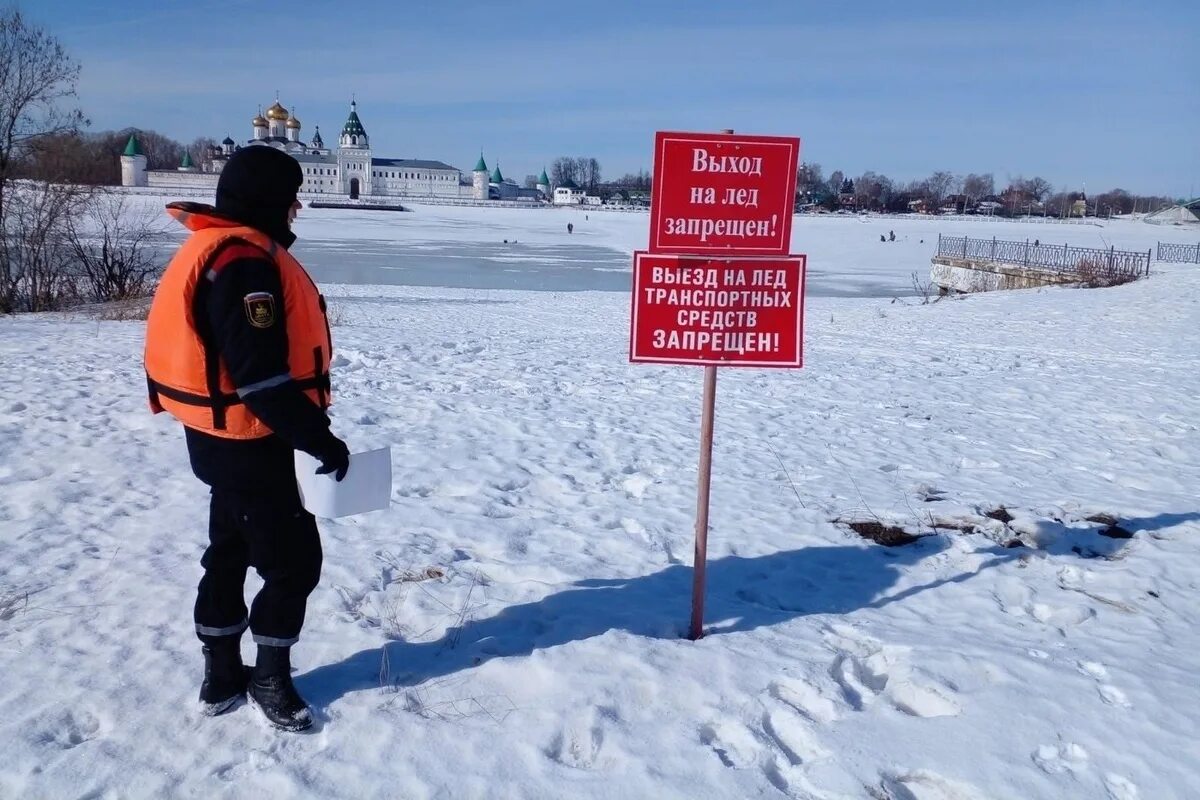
top-left (286, 114), bottom-right (301, 129)
top-left (265, 101), bottom-right (290, 121)
top-left (252, 113), bottom-right (268, 127)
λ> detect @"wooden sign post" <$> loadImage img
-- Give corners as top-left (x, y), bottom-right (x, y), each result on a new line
top-left (632, 129), bottom-right (806, 640)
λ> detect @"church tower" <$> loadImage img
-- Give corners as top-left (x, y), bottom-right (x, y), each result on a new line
top-left (252, 108), bottom-right (268, 141)
top-left (537, 168), bottom-right (550, 200)
top-left (266, 100), bottom-right (289, 139)
top-left (120, 133), bottom-right (147, 187)
top-left (337, 99), bottom-right (371, 197)
top-left (472, 152), bottom-right (488, 200)
top-left (286, 109), bottom-right (302, 144)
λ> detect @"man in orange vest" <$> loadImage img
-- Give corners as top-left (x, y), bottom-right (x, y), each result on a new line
top-left (145, 146), bottom-right (348, 732)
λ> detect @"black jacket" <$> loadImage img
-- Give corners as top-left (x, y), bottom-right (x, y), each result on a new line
top-left (181, 146), bottom-right (340, 495)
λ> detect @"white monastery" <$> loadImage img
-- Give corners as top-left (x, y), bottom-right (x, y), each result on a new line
top-left (120, 97), bottom-right (553, 203)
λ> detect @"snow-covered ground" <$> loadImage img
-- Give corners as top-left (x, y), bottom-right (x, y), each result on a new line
top-left (0, 203), bottom-right (1197, 799)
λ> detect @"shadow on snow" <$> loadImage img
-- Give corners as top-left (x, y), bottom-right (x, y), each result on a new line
top-left (299, 536), bottom-right (1025, 710)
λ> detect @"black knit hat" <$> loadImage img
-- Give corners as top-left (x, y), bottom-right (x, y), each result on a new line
top-left (215, 146), bottom-right (303, 245)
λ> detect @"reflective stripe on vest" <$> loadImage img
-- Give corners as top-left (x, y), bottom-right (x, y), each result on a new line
top-left (144, 207), bottom-right (332, 440)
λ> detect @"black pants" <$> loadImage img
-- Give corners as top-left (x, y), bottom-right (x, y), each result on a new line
top-left (194, 485), bottom-right (323, 648)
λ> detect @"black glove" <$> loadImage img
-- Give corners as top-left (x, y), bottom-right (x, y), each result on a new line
top-left (315, 436), bottom-right (350, 482)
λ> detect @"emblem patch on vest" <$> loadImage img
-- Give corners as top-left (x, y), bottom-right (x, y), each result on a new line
top-left (243, 292), bottom-right (276, 328)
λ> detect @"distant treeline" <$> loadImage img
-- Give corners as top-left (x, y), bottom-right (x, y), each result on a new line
top-left (16, 135), bottom-right (1176, 218)
top-left (16, 128), bottom-right (215, 185)
top-left (793, 164), bottom-right (1175, 217)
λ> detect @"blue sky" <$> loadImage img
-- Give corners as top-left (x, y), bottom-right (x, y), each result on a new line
top-left (29, 0), bottom-right (1199, 196)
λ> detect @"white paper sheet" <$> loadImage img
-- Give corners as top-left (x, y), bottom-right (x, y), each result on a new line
top-left (294, 447), bottom-right (392, 518)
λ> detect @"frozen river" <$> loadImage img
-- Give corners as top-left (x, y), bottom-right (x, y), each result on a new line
top-left (291, 236), bottom-right (904, 297)
top-left (131, 198), bottom-right (1186, 299)
top-left (292, 239), bottom-right (633, 293)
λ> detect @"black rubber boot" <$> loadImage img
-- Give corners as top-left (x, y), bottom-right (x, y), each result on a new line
top-left (198, 640), bottom-right (248, 716)
top-left (247, 645), bottom-right (312, 732)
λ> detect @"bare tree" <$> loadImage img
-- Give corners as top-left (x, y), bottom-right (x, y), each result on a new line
top-left (550, 157), bottom-right (578, 187)
top-left (924, 171), bottom-right (959, 208)
top-left (189, 136), bottom-right (218, 171)
top-left (611, 170), bottom-right (650, 190)
top-left (0, 180), bottom-right (89, 312)
top-left (0, 10), bottom-right (85, 219)
top-left (826, 170), bottom-right (844, 197)
top-left (131, 128), bottom-right (184, 171)
top-left (1020, 176), bottom-right (1053, 203)
top-left (795, 161), bottom-right (823, 200)
top-left (961, 173), bottom-right (994, 203)
top-left (0, 10), bottom-right (85, 312)
top-left (586, 158), bottom-right (601, 191)
top-left (66, 190), bottom-right (169, 302)
top-left (853, 171), bottom-right (893, 211)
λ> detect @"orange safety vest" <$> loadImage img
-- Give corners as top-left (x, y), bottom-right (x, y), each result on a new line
top-left (144, 203), bottom-right (332, 439)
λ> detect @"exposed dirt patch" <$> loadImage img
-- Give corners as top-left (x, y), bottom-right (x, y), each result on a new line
top-left (1098, 525), bottom-right (1132, 539)
top-left (929, 519), bottom-right (977, 534)
top-left (1084, 514), bottom-right (1132, 539)
top-left (844, 521), bottom-right (921, 547)
top-left (984, 508), bottom-right (1014, 524)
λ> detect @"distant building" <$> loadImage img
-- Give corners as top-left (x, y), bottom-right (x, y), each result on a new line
top-left (1144, 198), bottom-right (1200, 225)
top-left (1072, 193), bottom-right (1088, 218)
top-left (472, 156), bottom-right (543, 201)
top-left (120, 96), bottom-right (544, 203)
top-left (553, 179), bottom-right (585, 205)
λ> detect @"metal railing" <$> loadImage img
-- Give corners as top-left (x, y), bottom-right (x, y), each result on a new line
top-left (936, 234), bottom-right (1151, 277)
top-left (1156, 242), bottom-right (1200, 263)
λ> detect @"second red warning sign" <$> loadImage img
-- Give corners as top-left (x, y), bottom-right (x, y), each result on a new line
top-left (629, 252), bottom-right (807, 367)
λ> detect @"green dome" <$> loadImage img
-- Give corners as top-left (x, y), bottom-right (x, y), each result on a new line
top-left (180, 150), bottom-right (194, 168)
top-left (474, 152), bottom-right (487, 172)
top-left (538, 168), bottom-right (549, 185)
top-left (341, 101), bottom-right (367, 140)
top-left (490, 164), bottom-right (503, 183)
top-left (123, 134), bottom-right (143, 157)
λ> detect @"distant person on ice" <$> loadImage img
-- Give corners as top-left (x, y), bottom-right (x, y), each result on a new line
top-left (567, 222), bottom-right (574, 234)
top-left (144, 146), bottom-right (350, 732)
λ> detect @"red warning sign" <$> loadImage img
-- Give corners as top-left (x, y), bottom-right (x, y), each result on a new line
top-left (649, 131), bottom-right (801, 256)
top-left (629, 252), bottom-right (806, 367)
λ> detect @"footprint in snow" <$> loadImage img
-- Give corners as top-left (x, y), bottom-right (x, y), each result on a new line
top-left (824, 626), bottom-right (962, 718)
top-left (1032, 742), bottom-right (1090, 775)
top-left (830, 651), bottom-right (891, 711)
top-left (887, 676), bottom-right (962, 719)
top-left (1097, 685), bottom-right (1131, 708)
top-left (213, 749), bottom-right (281, 781)
top-left (991, 576), bottom-right (1031, 616)
top-left (879, 769), bottom-right (989, 800)
top-left (1077, 661), bottom-right (1132, 708)
top-left (546, 708), bottom-right (609, 770)
top-left (1103, 773), bottom-right (1141, 800)
top-left (760, 707), bottom-right (830, 766)
top-left (699, 719), bottom-right (759, 769)
top-left (1027, 601), bottom-right (1095, 630)
top-left (769, 677), bottom-right (841, 724)
top-left (621, 472), bottom-right (652, 500)
top-left (33, 707), bottom-right (102, 750)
